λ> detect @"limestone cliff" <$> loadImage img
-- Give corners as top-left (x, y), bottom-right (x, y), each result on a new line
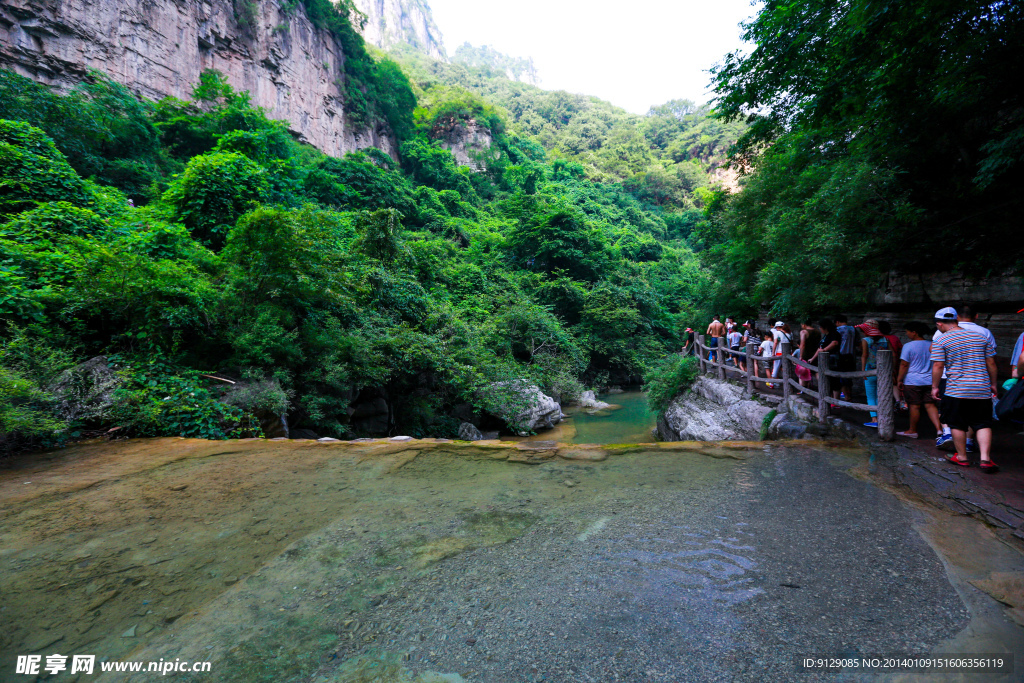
top-left (0, 0), bottom-right (394, 157)
top-left (352, 0), bottom-right (445, 60)
top-left (431, 118), bottom-right (496, 171)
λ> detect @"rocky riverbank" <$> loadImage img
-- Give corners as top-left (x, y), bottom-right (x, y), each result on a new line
top-left (656, 376), bottom-right (858, 442)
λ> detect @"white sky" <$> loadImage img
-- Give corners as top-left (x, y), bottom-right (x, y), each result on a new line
top-left (426, 0), bottom-right (760, 114)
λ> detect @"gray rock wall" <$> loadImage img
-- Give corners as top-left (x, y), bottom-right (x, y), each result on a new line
top-left (0, 0), bottom-right (395, 157)
top-left (432, 119), bottom-right (496, 171)
top-left (353, 0), bottom-right (445, 60)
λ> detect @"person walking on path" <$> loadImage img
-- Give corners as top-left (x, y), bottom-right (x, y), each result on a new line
top-left (707, 315), bottom-right (726, 364)
top-left (770, 322), bottom-right (794, 383)
top-left (897, 322), bottom-right (942, 438)
top-left (835, 315), bottom-right (857, 401)
top-left (796, 320), bottom-right (821, 387)
top-left (954, 304), bottom-right (997, 453)
top-left (932, 322), bottom-right (955, 451)
top-left (856, 320), bottom-right (890, 428)
top-left (728, 326), bottom-right (744, 369)
top-left (755, 330), bottom-right (774, 381)
top-left (808, 319), bottom-right (842, 402)
top-left (682, 327), bottom-right (695, 356)
top-left (931, 306), bottom-right (999, 472)
top-left (1011, 308), bottom-right (1024, 379)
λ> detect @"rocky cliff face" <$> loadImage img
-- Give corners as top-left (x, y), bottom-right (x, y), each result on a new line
top-left (0, 0), bottom-right (395, 157)
top-left (432, 118), bottom-right (496, 171)
top-left (353, 0), bottom-right (445, 60)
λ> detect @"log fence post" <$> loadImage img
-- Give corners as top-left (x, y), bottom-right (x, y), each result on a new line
top-left (698, 335), bottom-right (706, 374)
top-left (745, 342), bottom-right (756, 395)
top-left (716, 341), bottom-right (726, 380)
top-left (818, 352), bottom-right (831, 424)
top-left (781, 341), bottom-right (792, 404)
top-left (876, 349), bottom-right (895, 441)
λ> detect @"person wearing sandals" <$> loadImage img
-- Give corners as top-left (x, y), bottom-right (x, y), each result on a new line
top-left (930, 307), bottom-right (999, 472)
top-left (897, 322), bottom-right (942, 439)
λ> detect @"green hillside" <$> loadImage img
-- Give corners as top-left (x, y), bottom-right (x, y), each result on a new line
top-left (0, 56), bottom-right (711, 450)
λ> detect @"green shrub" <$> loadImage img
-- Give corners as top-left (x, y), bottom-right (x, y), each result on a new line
top-left (2, 201), bottom-right (107, 238)
top-left (0, 330), bottom-right (75, 453)
top-left (644, 353), bottom-right (699, 414)
top-left (108, 359), bottom-right (262, 439)
top-left (0, 120), bottom-right (93, 214)
top-left (163, 151), bottom-right (269, 249)
top-left (0, 365), bottom-right (67, 453)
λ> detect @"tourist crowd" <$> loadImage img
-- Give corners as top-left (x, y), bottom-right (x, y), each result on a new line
top-left (680, 305), bottom-right (1024, 474)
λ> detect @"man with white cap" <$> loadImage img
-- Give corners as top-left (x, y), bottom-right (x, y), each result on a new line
top-left (931, 306), bottom-right (999, 472)
top-left (770, 321), bottom-right (793, 384)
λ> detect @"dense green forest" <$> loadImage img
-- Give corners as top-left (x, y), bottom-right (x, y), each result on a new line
top-left (0, 35), bottom-right (722, 449)
top-left (699, 0), bottom-right (1023, 317)
top-left (5, 0), bottom-right (1015, 451)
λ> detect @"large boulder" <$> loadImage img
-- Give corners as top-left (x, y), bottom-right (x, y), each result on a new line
top-left (458, 422), bottom-right (484, 441)
top-left (482, 381), bottom-right (563, 435)
top-left (575, 390), bottom-right (612, 413)
top-left (349, 393), bottom-right (389, 435)
top-left (658, 376), bottom-right (773, 441)
top-left (49, 356), bottom-right (121, 423)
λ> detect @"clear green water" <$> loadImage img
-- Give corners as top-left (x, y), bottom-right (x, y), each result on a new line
top-left (566, 390), bottom-right (657, 444)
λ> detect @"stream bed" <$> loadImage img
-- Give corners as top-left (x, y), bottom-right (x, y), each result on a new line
top-left (0, 437), bottom-right (1021, 682)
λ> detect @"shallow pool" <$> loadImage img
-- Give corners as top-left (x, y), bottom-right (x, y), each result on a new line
top-left (516, 390), bottom-right (658, 444)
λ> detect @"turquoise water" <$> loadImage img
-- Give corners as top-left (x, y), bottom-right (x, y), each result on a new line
top-left (561, 391), bottom-right (658, 444)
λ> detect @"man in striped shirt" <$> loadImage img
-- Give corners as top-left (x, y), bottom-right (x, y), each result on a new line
top-left (931, 307), bottom-right (999, 471)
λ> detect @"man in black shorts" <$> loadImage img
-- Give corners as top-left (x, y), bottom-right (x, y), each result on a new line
top-left (930, 307), bottom-right (999, 471)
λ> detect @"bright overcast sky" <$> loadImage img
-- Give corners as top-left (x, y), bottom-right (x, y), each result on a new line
top-left (426, 0), bottom-right (761, 114)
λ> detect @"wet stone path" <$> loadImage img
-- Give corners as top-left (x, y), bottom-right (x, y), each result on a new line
top-left (3, 438), bottom-right (1019, 683)
top-left (320, 447), bottom-right (967, 682)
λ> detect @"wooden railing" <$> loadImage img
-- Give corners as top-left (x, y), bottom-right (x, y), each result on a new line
top-left (694, 334), bottom-right (895, 441)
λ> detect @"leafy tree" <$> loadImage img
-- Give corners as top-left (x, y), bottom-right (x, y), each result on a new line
top-left (711, 0), bottom-right (1024, 279)
top-left (163, 151), bottom-right (269, 249)
top-left (0, 120), bottom-right (95, 214)
top-left (355, 208), bottom-right (408, 266)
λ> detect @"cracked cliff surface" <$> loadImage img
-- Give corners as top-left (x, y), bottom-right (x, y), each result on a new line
top-left (0, 0), bottom-right (395, 157)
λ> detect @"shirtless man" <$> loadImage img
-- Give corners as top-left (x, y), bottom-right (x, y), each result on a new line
top-left (707, 315), bottom-right (726, 365)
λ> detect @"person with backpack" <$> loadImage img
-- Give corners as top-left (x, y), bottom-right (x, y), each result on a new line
top-left (931, 307), bottom-right (998, 472)
top-left (795, 320), bottom-right (821, 387)
top-left (856, 320), bottom-right (890, 428)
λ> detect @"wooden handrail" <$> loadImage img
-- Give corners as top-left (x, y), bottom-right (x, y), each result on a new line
top-left (688, 335), bottom-right (895, 442)
top-left (788, 378), bottom-right (820, 400)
